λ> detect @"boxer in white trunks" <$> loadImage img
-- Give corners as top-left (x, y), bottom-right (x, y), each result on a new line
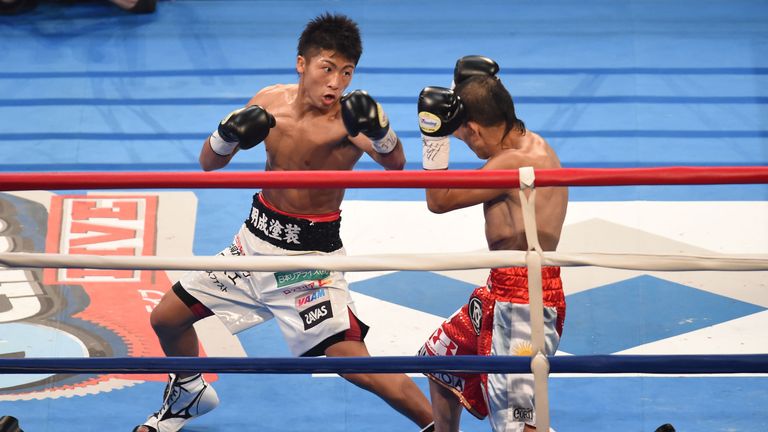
top-left (133, 13), bottom-right (434, 432)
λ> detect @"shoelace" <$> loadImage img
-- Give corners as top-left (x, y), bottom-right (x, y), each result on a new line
top-left (152, 379), bottom-right (181, 417)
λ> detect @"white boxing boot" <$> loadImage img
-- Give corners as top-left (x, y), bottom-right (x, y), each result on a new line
top-left (132, 373), bottom-right (219, 432)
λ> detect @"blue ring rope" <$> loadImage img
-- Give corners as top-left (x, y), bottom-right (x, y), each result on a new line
top-left (0, 355), bottom-right (766, 375)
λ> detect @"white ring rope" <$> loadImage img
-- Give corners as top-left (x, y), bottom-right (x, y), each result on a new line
top-left (1, 251), bottom-right (767, 273)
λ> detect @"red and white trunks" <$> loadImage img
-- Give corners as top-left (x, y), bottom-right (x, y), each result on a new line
top-left (419, 266), bottom-right (565, 431)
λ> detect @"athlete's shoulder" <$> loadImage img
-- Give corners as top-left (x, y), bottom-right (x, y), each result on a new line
top-left (528, 131), bottom-right (562, 168)
top-left (249, 84), bottom-right (296, 107)
top-left (484, 150), bottom-right (527, 171)
top-left (260, 83), bottom-right (296, 96)
top-left (486, 132), bottom-right (559, 171)
top-left (524, 130), bottom-right (549, 148)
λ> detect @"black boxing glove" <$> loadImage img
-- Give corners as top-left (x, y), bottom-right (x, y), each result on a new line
top-left (209, 105), bottom-right (276, 156)
top-left (340, 90), bottom-right (398, 154)
top-left (418, 86), bottom-right (464, 138)
top-left (418, 86), bottom-right (464, 170)
top-left (453, 55), bottom-right (500, 88)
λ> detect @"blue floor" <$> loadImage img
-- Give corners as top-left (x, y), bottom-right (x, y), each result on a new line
top-left (1, 1), bottom-right (767, 431)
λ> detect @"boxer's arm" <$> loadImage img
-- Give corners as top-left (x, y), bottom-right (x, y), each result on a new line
top-left (200, 135), bottom-right (237, 171)
top-left (348, 133), bottom-right (406, 170)
top-left (199, 92), bottom-right (275, 171)
top-left (426, 158), bottom-right (509, 213)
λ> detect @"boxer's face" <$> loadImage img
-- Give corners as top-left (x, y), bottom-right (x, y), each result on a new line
top-left (297, 49), bottom-right (355, 110)
top-left (454, 122), bottom-right (491, 160)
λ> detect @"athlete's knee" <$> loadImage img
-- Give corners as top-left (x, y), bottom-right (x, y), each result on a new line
top-left (149, 288), bottom-right (196, 336)
top-left (149, 305), bottom-right (180, 338)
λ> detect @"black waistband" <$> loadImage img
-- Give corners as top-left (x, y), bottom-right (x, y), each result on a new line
top-left (244, 194), bottom-right (343, 253)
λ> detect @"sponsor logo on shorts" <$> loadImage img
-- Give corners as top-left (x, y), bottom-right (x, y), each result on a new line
top-left (210, 243), bottom-right (250, 288)
top-left (275, 270), bottom-right (331, 288)
top-left (468, 297), bottom-right (483, 335)
top-left (233, 235), bottom-right (245, 256)
top-left (426, 327), bottom-right (458, 356)
top-left (281, 280), bottom-right (329, 295)
top-left (201, 247), bottom-right (251, 292)
top-left (433, 372), bottom-right (465, 392)
top-left (295, 288), bottom-right (328, 308)
top-left (205, 270), bottom-right (228, 292)
top-left (513, 407), bottom-right (534, 422)
top-left (299, 300), bottom-right (333, 330)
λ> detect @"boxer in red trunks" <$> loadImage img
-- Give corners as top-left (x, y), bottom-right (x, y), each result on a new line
top-left (416, 56), bottom-right (569, 432)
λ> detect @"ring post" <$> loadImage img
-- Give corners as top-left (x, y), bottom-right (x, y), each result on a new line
top-left (518, 166), bottom-right (551, 431)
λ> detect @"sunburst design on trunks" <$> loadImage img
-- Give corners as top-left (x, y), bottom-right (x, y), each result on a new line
top-left (512, 340), bottom-right (534, 356)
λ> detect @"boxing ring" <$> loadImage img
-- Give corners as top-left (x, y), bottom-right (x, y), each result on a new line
top-left (1, 166), bottom-right (767, 431)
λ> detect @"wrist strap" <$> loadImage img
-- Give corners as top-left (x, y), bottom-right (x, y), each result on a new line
top-left (371, 127), bottom-right (398, 154)
top-left (422, 135), bottom-right (450, 170)
top-left (209, 129), bottom-right (238, 156)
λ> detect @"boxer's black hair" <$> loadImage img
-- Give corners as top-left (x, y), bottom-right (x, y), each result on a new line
top-left (298, 13), bottom-right (362, 65)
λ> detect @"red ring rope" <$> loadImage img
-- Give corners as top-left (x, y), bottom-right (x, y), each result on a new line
top-left (0, 167), bottom-right (767, 191)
